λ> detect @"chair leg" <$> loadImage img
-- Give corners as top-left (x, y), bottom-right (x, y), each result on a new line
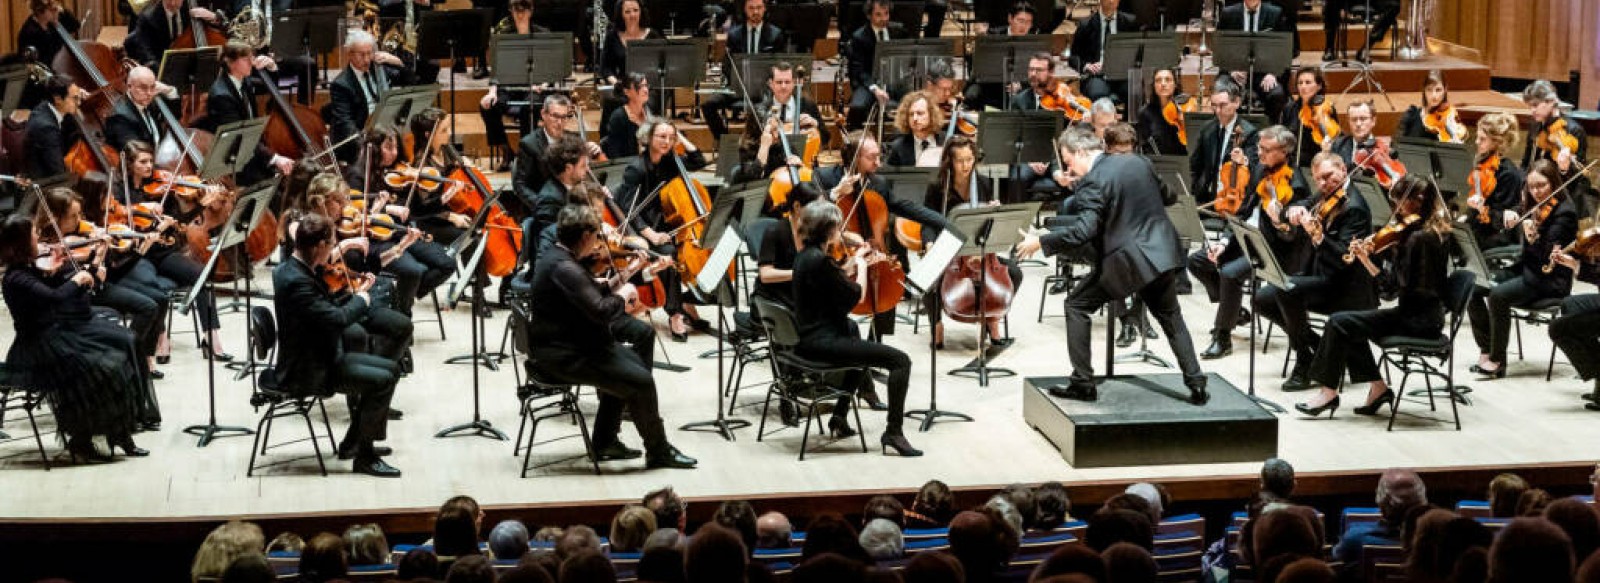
top-left (757, 387), bottom-right (773, 442)
top-left (247, 409), bottom-right (271, 477)
top-left (799, 402), bottom-right (815, 462)
top-left (259, 407), bottom-right (276, 456)
top-left (25, 399), bottom-right (48, 471)
top-left (432, 290), bottom-right (448, 341)
top-left (514, 397), bottom-right (531, 457)
top-left (317, 398), bottom-right (337, 452)
top-left (521, 410), bottom-right (538, 479)
top-left (572, 390), bottom-right (600, 475)
top-left (853, 390), bottom-right (868, 454)
top-left (1547, 342), bottom-right (1558, 382)
top-left (303, 405), bottom-right (327, 477)
top-left (1448, 352), bottom-right (1461, 431)
top-left (1514, 318), bottom-right (1524, 361)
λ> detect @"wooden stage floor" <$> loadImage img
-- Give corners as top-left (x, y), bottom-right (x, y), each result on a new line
top-left (1, 235), bottom-right (1596, 523)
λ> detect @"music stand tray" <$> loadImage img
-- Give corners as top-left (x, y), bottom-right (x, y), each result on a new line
top-left (1394, 137), bottom-right (1473, 197)
top-left (0, 65), bottom-right (27, 120)
top-left (1103, 33), bottom-right (1183, 82)
top-left (944, 203), bottom-right (1039, 387)
top-left (270, 6), bottom-right (344, 59)
top-left (157, 47), bottom-right (221, 102)
top-left (367, 84), bottom-right (441, 133)
top-left (727, 53), bottom-right (812, 99)
top-left (873, 39), bottom-right (957, 90)
top-left (199, 118), bottom-right (270, 182)
top-left (626, 39), bottom-right (710, 89)
top-left (970, 35), bottom-right (1054, 85)
top-left (489, 33), bottom-right (575, 87)
top-left (978, 111), bottom-right (1062, 166)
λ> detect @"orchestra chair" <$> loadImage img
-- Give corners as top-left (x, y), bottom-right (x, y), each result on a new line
top-left (165, 287), bottom-right (205, 347)
top-left (245, 306), bottom-right (337, 477)
top-left (506, 296), bottom-right (601, 477)
top-left (1509, 298), bottom-right (1562, 381)
top-left (1376, 270), bottom-right (1476, 431)
top-left (726, 217), bottom-right (776, 414)
top-left (750, 296), bottom-right (869, 460)
top-left (0, 363), bottom-right (54, 470)
top-left (415, 289), bottom-right (448, 341)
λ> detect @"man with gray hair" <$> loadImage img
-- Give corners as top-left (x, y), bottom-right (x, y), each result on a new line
top-left (488, 520), bottom-right (531, 561)
top-left (1521, 79), bottom-right (1589, 179)
top-left (1018, 125), bottom-right (1208, 405)
top-left (105, 66), bottom-right (179, 150)
top-left (1332, 469), bottom-right (1426, 563)
top-left (859, 518), bottom-right (905, 560)
top-left (326, 29), bottom-right (413, 162)
top-left (755, 512), bottom-right (793, 549)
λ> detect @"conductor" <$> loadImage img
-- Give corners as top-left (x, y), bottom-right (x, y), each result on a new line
top-left (1017, 127), bottom-right (1208, 405)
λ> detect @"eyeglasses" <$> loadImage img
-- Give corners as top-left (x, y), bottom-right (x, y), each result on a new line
top-left (544, 111), bottom-right (575, 120)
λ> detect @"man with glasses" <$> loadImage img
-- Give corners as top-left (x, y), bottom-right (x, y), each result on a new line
top-left (740, 61), bottom-right (821, 181)
top-left (327, 30), bottom-right (414, 164)
top-left (512, 94), bottom-right (602, 220)
top-left (24, 76), bottom-right (82, 178)
top-left (1327, 100), bottom-right (1381, 170)
top-left (105, 67), bottom-right (180, 151)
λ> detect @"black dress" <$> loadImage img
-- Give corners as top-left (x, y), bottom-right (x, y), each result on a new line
top-left (2, 266), bottom-right (143, 443)
top-left (792, 245), bottom-right (911, 435)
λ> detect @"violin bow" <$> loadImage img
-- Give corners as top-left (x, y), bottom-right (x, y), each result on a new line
top-left (839, 101), bottom-right (881, 228)
top-left (401, 115), bottom-right (447, 212)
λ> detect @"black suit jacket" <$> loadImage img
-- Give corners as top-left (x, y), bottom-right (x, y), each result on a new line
top-left (512, 129), bottom-right (579, 218)
top-left (1010, 87), bottom-right (1043, 111)
top-left (17, 12), bottom-right (80, 72)
top-left (1067, 11), bottom-right (1140, 72)
top-left (124, 3), bottom-right (183, 67)
top-left (1218, 2), bottom-right (1298, 56)
top-left (24, 102), bottom-right (74, 178)
top-left (883, 133), bottom-right (942, 167)
top-left (1041, 154), bottom-right (1184, 298)
top-left (104, 97), bottom-right (176, 151)
top-left (1292, 184), bottom-right (1373, 284)
top-left (845, 23), bottom-right (910, 91)
top-left (326, 65), bottom-right (411, 163)
top-left (271, 257), bottom-right (369, 394)
top-left (202, 74), bottom-right (276, 184)
top-left (525, 245), bottom-right (625, 350)
top-left (1188, 117), bottom-right (1259, 203)
top-left (528, 180), bottom-right (569, 244)
top-left (726, 22), bottom-right (787, 55)
top-left (741, 97), bottom-right (823, 180)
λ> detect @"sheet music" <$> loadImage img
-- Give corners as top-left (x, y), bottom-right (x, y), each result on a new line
top-left (907, 231), bottom-right (964, 296)
top-left (696, 225), bottom-right (744, 295)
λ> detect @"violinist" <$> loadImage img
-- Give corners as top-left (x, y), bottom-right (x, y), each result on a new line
top-left (1522, 80), bottom-right (1590, 188)
top-left (1135, 68), bottom-right (1192, 156)
top-left (105, 67), bottom-right (180, 151)
top-left (601, 73), bottom-right (653, 161)
top-left (1326, 100), bottom-right (1394, 182)
top-left (1188, 78), bottom-right (1259, 207)
top-left (123, 0), bottom-right (220, 68)
top-left (529, 136), bottom-right (593, 244)
top-left (1463, 112), bottom-right (1526, 251)
top-left (920, 137), bottom-right (1022, 348)
top-left (843, 0), bottom-right (910, 130)
top-left (1187, 125), bottom-right (1306, 360)
top-left (1217, 0), bottom-right (1292, 120)
top-left (737, 61), bottom-right (822, 182)
top-left (1292, 174), bottom-right (1451, 418)
top-left (0, 213), bottom-right (149, 463)
top-left (701, 0), bottom-right (788, 140)
top-left (201, 41), bottom-right (296, 183)
top-left (1254, 153), bottom-right (1377, 393)
top-left (1546, 239), bottom-right (1600, 410)
top-left (883, 91), bottom-right (945, 167)
top-left (1011, 53), bottom-right (1084, 115)
top-left (1016, 127), bottom-right (1209, 406)
top-left (1066, 0), bottom-right (1137, 102)
top-left (328, 30), bottom-right (415, 164)
top-left (1396, 70), bottom-right (1468, 143)
top-left (343, 127), bottom-right (457, 316)
top-left (791, 200), bottom-right (921, 456)
top-left (1465, 160), bottom-right (1577, 381)
top-left (513, 95), bottom-right (602, 218)
top-left (1280, 68), bottom-right (1340, 168)
top-left (22, 76), bottom-right (80, 179)
top-left (524, 205), bottom-right (698, 469)
top-left (16, 0), bottom-right (81, 76)
top-left (273, 213), bottom-right (402, 477)
top-left (479, 0), bottom-right (551, 169)
top-left (617, 118), bottom-right (709, 342)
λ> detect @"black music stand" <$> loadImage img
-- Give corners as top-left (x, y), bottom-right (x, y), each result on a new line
top-left (767, 4), bottom-right (833, 53)
top-left (270, 6), bottom-right (342, 89)
top-left (1124, 0), bottom-right (1203, 31)
top-left (489, 33), bottom-right (574, 92)
top-left (626, 39), bottom-right (708, 118)
top-left (945, 203), bottom-right (1038, 386)
top-left (416, 8), bottom-right (493, 149)
top-left (873, 39), bottom-right (957, 96)
top-left (180, 176), bottom-right (276, 447)
top-left (697, 181), bottom-right (771, 360)
top-left (157, 47), bottom-right (221, 120)
top-left (1394, 137), bottom-right (1472, 201)
top-left (435, 190), bottom-right (510, 442)
top-left (1104, 33), bottom-right (1182, 111)
top-left (903, 229), bottom-right (970, 431)
top-left (681, 205), bottom-right (752, 442)
top-left (1228, 217), bottom-right (1288, 414)
top-left (1212, 32), bottom-right (1293, 114)
top-left (980, 110), bottom-right (1061, 214)
top-left (0, 65), bottom-right (25, 205)
top-left (367, 84), bottom-right (440, 133)
top-left (726, 53), bottom-right (811, 100)
top-left (878, 166), bottom-right (937, 206)
top-left (971, 35), bottom-right (1053, 109)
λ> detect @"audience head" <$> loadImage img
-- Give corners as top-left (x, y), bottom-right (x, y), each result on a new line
top-left (447, 555), bottom-right (497, 583)
top-left (298, 532), bottom-right (348, 583)
top-left (500, 559), bottom-right (557, 583)
top-left (1403, 508), bottom-right (1457, 581)
top-left (1101, 494), bottom-right (1158, 530)
top-left (343, 523), bottom-right (389, 567)
top-left (1487, 473), bottom-right (1529, 518)
top-left (714, 501), bottom-right (759, 553)
top-left (1085, 507), bottom-right (1154, 552)
top-left (756, 512), bottom-right (793, 549)
top-left (1123, 484), bottom-right (1164, 520)
top-left (1000, 485), bottom-right (1038, 531)
top-left (644, 528), bottom-right (685, 552)
top-left (985, 495), bottom-right (1024, 538)
top-left (686, 523), bottom-right (749, 583)
top-left (609, 505), bottom-right (658, 554)
top-left (793, 553), bottom-right (867, 583)
top-left (489, 520), bottom-right (532, 561)
top-left (1416, 516), bottom-right (1493, 583)
top-left (636, 545), bottom-right (685, 583)
top-left (1248, 506), bottom-right (1319, 572)
top-left (801, 513), bottom-right (870, 563)
top-left (435, 496), bottom-right (484, 557)
top-left (560, 550), bottom-right (617, 583)
top-left (191, 521), bottom-right (266, 583)
top-left (1274, 557), bottom-right (1335, 583)
top-left (1545, 498), bottom-right (1600, 561)
top-left (912, 480), bottom-right (957, 526)
top-left (1518, 489), bottom-right (1554, 517)
top-left (903, 551), bottom-right (965, 583)
top-left (948, 509), bottom-right (1017, 580)
top-left (220, 553), bottom-right (275, 583)
top-left (1102, 542), bottom-right (1158, 583)
top-left (859, 518), bottom-right (905, 561)
top-left (1579, 550), bottom-right (1600, 583)
top-left (644, 487), bottom-right (687, 532)
top-left (1376, 470), bottom-right (1427, 527)
top-left (1033, 483), bottom-right (1072, 531)
top-left (556, 525), bottom-right (602, 562)
top-left (864, 494), bottom-right (907, 527)
top-left (1029, 543), bottom-right (1106, 582)
top-left (1489, 517), bottom-right (1574, 583)
top-left (1261, 459), bottom-right (1296, 501)
top-left (398, 548), bottom-right (441, 580)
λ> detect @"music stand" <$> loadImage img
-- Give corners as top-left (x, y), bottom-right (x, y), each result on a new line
top-left (681, 211), bottom-right (753, 441)
top-left (904, 229), bottom-right (970, 431)
top-left (727, 53), bottom-right (811, 99)
top-left (157, 47), bottom-right (221, 120)
top-left (180, 177), bottom-right (277, 447)
top-left (971, 35), bottom-right (1053, 108)
top-left (0, 65), bottom-right (26, 120)
top-left (199, 118), bottom-right (269, 182)
top-left (489, 33), bottom-right (575, 98)
top-left (626, 39), bottom-right (709, 117)
top-left (768, 4), bottom-right (833, 53)
top-left (591, 157), bottom-right (635, 193)
top-left (1227, 217), bottom-right (1289, 414)
top-left (1103, 33), bottom-right (1183, 111)
top-left (981, 110), bottom-right (1061, 210)
top-left (435, 189), bottom-right (510, 442)
top-left (270, 6), bottom-right (342, 89)
top-left (874, 39), bottom-right (957, 96)
top-left (1350, 174), bottom-right (1391, 228)
top-left (1212, 32), bottom-right (1293, 114)
top-left (945, 203), bottom-right (1039, 386)
top-left (366, 84), bottom-right (440, 133)
top-left (878, 166), bottom-right (937, 204)
top-left (416, 8), bottom-right (493, 148)
top-left (1394, 137), bottom-right (1472, 200)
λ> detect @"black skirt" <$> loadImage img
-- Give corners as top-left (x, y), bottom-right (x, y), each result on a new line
top-left (3, 315), bottom-right (143, 442)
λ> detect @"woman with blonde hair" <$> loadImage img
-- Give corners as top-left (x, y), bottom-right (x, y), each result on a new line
top-left (190, 521), bottom-right (265, 582)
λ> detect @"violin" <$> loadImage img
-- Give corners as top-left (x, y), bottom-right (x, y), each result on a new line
top-left (1039, 79), bottom-right (1092, 122)
top-left (1297, 95), bottom-right (1341, 148)
top-left (338, 205), bottom-right (404, 241)
top-left (1421, 104), bottom-right (1468, 143)
top-left (1535, 118), bottom-right (1581, 160)
top-left (1213, 130), bottom-right (1250, 217)
top-left (1545, 226), bottom-right (1600, 273)
top-left (107, 197), bottom-right (178, 247)
top-left (1344, 212), bottom-right (1422, 263)
top-left (1466, 154), bottom-right (1500, 225)
top-left (1162, 95), bottom-right (1199, 146)
top-left (143, 169), bottom-right (207, 200)
top-left (1352, 137), bottom-right (1406, 190)
top-left (384, 163), bottom-right (462, 191)
top-left (939, 99), bottom-right (978, 138)
top-left (1257, 165), bottom-right (1297, 230)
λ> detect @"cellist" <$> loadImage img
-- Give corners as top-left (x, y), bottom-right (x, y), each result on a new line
top-left (123, 0), bottom-right (220, 68)
top-left (200, 41), bottom-right (296, 185)
top-left (15, 0), bottom-right (81, 76)
top-left (736, 61), bottom-right (822, 183)
top-left (918, 137), bottom-right (1022, 349)
top-left (617, 118), bottom-right (709, 342)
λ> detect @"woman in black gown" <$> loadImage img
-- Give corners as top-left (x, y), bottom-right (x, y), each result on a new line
top-left (0, 211), bottom-right (148, 462)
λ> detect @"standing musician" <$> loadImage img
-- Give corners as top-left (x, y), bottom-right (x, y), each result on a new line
top-left (16, 0), bottom-right (81, 74)
top-left (1280, 68), bottom-right (1340, 169)
top-left (1293, 175), bottom-right (1451, 418)
top-left (1465, 160), bottom-right (1577, 380)
top-left (702, 0), bottom-right (788, 140)
top-left (737, 61), bottom-right (822, 183)
top-left (1135, 68), bottom-right (1192, 156)
top-left (1254, 153), bottom-right (1376, 393)
top-left (1522, 80), bottom-right (1591, 194)
top-left (105, 67), bottom-right (181, 151)
top-left (122, 0), bottom-right (220, 68)
top-left (962, 3), bottom-right (1037, 111)
top-left (478, 0), bottom-right (550, 171)
top-left (1188, 124), bottom-right (1306, 359)
top-left (1066, 0), bottom-right (1138, 103)
top-left (843, 0), bottom-right (910, 130)
top-left (1217, 0), bottom-right (1293, 120)
top-left (344, 127), bottom-right (456, 317)
top-left (1396, 71), bottom-right (1468, 143)
top-left (1548, 242), bottom-right (1600, 410)
top-left (1016, 126), bottom-right (1208, 406)
top-left (23, 76), bottom-right (81, 179)
top-left (1463, 113), bottom-right (1527, 251)
top-left (883, 91), bottom-right (945, 167)
top-left (920, 136), bottom-right (1022, 348)
top-left (617, 118), bottom-right (709, 342)
top-left (327, 30), bottom-right (414, 164)
top-left (1322, 0), bottom-right (1399, 63)
top-left (791, 200), bottom-right (922, 456)
top-left (513, 95), bottom-right (602, 219)
top-left (524, 205), bottom-right (698, 469)
top-left (1188, 79), bottom-right (1259, 206)
top-left (201, 41), bottom-right (296, 184)
top-left (601, 73), bottom-right (652, 161)
top-left (274, 214), bottom-right (402, 477)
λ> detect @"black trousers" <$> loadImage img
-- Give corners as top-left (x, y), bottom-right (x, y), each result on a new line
top-left (1323, 0), bottom-right (1400, 52)
top-left (922, 259), bottom-right (1024, 325)
top-left (1080, 76), bottom-right (1127, 105)
top-left (1307, 307), bottom-right (1442, 389)
top-left (148, 246), bottom-right (220, 330)
top-left (799, 325), bottom-right (911, 435)
top-left (1187, 251), bottom-right (1252, 335)
top-left (1065, 269), bottom-right (1203, 387)
top-left (479, 92), bottom-right (537, 149)
top-left (648, 241), bottom-right (688, 316)
top-left (381, 240), bottom-right (456, 315)
top-left (1254, 274), bottom-right (1375, 362)
top-left (1467, 275), bottom-right (1553, 364)
top-left (529, 340), bottom-right (672, 456)
top-left (699, 91), bottom-right (737, 140)
top-left (342, 306), bottom-right (414, 362)
top-left (333, 352), bottom-right (399, 451)
top-left (96, 258), bottom-right (168, 359)
top-left (1552, 294), bottom-right (1600, 381)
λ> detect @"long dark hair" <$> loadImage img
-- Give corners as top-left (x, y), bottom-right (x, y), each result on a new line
top-left (0, 214), bottom-right (37, 268)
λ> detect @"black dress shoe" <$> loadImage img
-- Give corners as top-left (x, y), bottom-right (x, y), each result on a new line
top-left (1187, 382), bottom-right (1210, 406)
top-left (1236, 309), bottom-right (1252, 328)
top-left (67, 440), bottom-right (112, 464)
top-left (1323, 49), bottom-right (1337, 61)
top-left (881, 432), bottom-right (923, 457)
top-left (1469, 363), bottom-right (1507, 379)
top-left (645, 447), bottom-right (698, 469)
top-left (1352, 389), bottom-right (1395, 416)
top-left (827, 416), bottom-right (858, 438)
top-left (778, 401), bottom-right (800, 427)
top-left (1143, 324), bottom-right (1159, 340)
top-left (1175, 281), bottom-right (1193, 295)
top-left (670, 330), bottom-right (688, 343)
top-left (339, 445), bottom-right (393, 460)
top-left (156, 355), bottom-right (170, 365)
top-left (387, 408), bottom-right (404, 421)
top-left (1294, 396), bottom-right (1340, 418)
top-left (1586, 402), bottom-right (1600, 412)
top-left (112, 436), bottom-right (150, 457)
top-left (1047, 384), bottom-right (1098, 402)
top-left (595, 441), bottom-right (644, 461)
top-left (1048, 280), bottom-right (1071, 295)
top-left (1116, 322), bottom-right (1138, 347)
top-left (1200, 337), bottom-right (1233, 360)
top-left (354, 456), bottom-right (402, 477)
top-left (1280, 372), bottom-right (1314, 392)
top-left (149, 369), bottom-right (164, 380)
top-left (860, 390), bottom-right (889, 411)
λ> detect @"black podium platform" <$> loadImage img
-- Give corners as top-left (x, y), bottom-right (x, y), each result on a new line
top-left (1022, 373), bottom-right (1278, 468)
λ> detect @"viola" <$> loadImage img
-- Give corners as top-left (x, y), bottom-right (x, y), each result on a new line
top-left (1466, 155), bottom-right (1499, 225)
top-left (1297, 95), bottom-right (1341, 147)
top-left (836, 180), bottom-right (906, 316)
top-left (1352, 137), bottom-right (1406, 190)
top-left (1535, 118), bottom-right (1581, 160)
top-left (1344, 212), bottom-right (1422, 263)
top-left (939, 100), bottom-right (978, 138)
top-left (1421, 104), bottom-right (1467, 143)
top-left (1162, 95), bottom-right (1199, 146)
top-left (1213, 130), bottom-right (1250, 217)
top-left (1545, 226), bottom-right (1600, 273)
top-left (1257, 165), bottom-right (1297, 230)
top-left (1039, 80), bottom-right (1092, 122)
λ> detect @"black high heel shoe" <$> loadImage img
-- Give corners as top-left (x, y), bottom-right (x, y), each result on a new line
top-left (1294, 396), bottom-right (1341, 418)
top-left (881, 433), bottom-right (923, 457)
top-left (156, 355), bottom-right (170, 365)
top-left (200, 341), bottom-right (233, 362)
top-left (111, 435), bottom-right (149, 457)
top-left (1353, 390), bottom-right (1396, 416)
top-left (1469, 363), bottom-right (1507, 379)
top-left (827, 416), bottom-right (857, 438)
top-left (67, 440), bottom-right (112, 464)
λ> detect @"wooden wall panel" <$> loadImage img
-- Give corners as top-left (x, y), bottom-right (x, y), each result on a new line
top-left (1434, 0), bottom-right (1599, 106)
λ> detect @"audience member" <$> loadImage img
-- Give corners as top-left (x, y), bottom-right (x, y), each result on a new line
top-left (756, 512), bottom-right (793, 549)
top-left (523, 552), bottom-right (564, 582)
top-left (1085, 508), bottom-right (1153, 552)
top-left (534, 527), bottom-right (565, 544)
top-left (1248, 508), bottom-right (1319, 578)
top-left (948, 509), bottom-right (1018, 583)
top-left (1124, 483), bottom-right (1164, 520)
top-left (1488, 517), bottom-right (1574, 583)
top-left (1486, 473), bottom-right (1529, 518)
top-left (1332, 469), bottom-right (1426, 563)
top-left (1273, 557), bottom-right (1335, 583)
top-left (1101, 494), bottom-right (1157, 528)
top-left (556, 525), bottom-right (603, 562)
top-left (715, 500), bottom-right (759, 552)
top-left (644, 528), bottom-right (684, 551)
top-left (191, 521), bottom-right (267, 583)
top-left (1579, 550), bottom-right (1600, 583)
top-left (220, 553), bottom-right (276, 583)
top-left (902, 551), bottom-right (965, 583)
top-left (1402, 508), bottom-right (1457, 583)
top-left (859, 518), bottom-right (905, 560)
top-left (499, 560), bottom-right (556, 583)
top-left (610, 505), bottom-right (659, 554)
top-left (559, 550), bottom-right (617, 583)
top-left (1545, 497), bottom-right (1600, 562)
top-left (398, 548), bottom-right (441, 580)
top-left (801, 513), bottom-right (871, 563)
top-left (298, 532), bottom-right (349, 583)
top-left (1033, 483), bottom-right (1072, 532)
top-left (908, 480), bottom-right (956, 528)
top-left (490, 520), bottom-right (533, 561)
top-left (1029, 543), bottom-right (1105, 582)
top-left (435, 496), bottom-right (486, 558)
top-left (687, 523), bottom-right (749, 583)
top-left (792, 553), bottom-right (867, 583)
top-left (266, 532), bottom-right (305, 555)
top-left (1101, 542), bottom-right (1157, 583)
top-left (999, 484), bottom-right (1038, 531)
top-left (344, 523), bottom-right (390, 566)
top-left (636, 545), bottom-right (686, 583)
top-left (643, 487), bottom-right (687, 532)
top-left (985, 495), bottom-right (1024, 539)
top-left (1261, 458), bottom-right (1296, 503)
top-left (1518, 489), bottom-right (1554, 517)
top-left (865, 494), bottom-right (908, 526)
top-left (447, 555), bottom-right (497, 583)
top-left (1418, 517), bottom-right (1493, 583)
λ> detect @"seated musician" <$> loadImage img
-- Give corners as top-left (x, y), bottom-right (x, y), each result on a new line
top-left (1322, 0), bottom-right (1398, 63)
top-left (1465, 160), bottom-right (1577, 381)
top-left (790, 200), bottom-right (922, 457)
top-left (478, 0), bottom-right (551, 170)
top-left (23, 76), bottom-right (81, 179)
top-left (883, 91), bottom-right (945, 167)
top-left (1254, 152), bottom-right (1377, 393)
top-left (843, 0), bottom-right (911, 130)
top-left (1523, 80), bottom-right (1590, 188)
top-left (1134, 68), bottom-right (1190, 156)
top-left (328, 30), bottom-right (414, 164)
top-left (1280, 68), bottom-right (1341, 169)
top-left (1187, 125), bottom-right (1307, 360)
top-left (1293, 175), bottom-right (1450, 418)
top-left (0, 212), bottom-right (148, 463)
top-left (1327, 100), bottom-right (1380, 169)
top-left (617, 118), bottom-right (709, 342)
top-left (962, 3), bottom-right (1037, 111)
top-left (1066, 0), bottom-right (1138, 103)
top-left (343, 126), bottom-right (459, 316)
top-left (601, 73), bottom-right (652, 161)
top-left (701, 0), bottom-right (788, 140)
top-left (735, 61), bottom-right (821, 183)
top-left (1547, 243), bottom-right (1600, 410)
top-left (1188, 79), bottom-right (1259, 207)
top-left (514, 95), bottom-right (602, 219)
top-left (1217, 0), bottom-right (1292, 121)
top-left (106, 67), bottom-right (181, 151)
top-left (273, 213), bottom-right (403, 477)
top-left (122, 0), bottom-right (219, 68)
top-left (1462, 113), bottom-right (1526, 251)
top-left (1397, 71), bottom-right (1468, 143)
top-left (919, 136), bottom-right (1023, 348)
top-left (1009, 52), bottom-right (1060, 111)
top-left (202, 41), bottom-right (296, 184)
top-left (16, 0), bottom-right (81, 75)
top-left (524, 205), bottom-right (697, 469)
top-left (754, 182), bottom-right (825, 313)
top-left (529, 136), bottom-right (593, 243)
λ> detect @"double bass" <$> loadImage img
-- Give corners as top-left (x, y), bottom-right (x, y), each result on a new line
top-left (937, 171), bottom-right (1015, 324)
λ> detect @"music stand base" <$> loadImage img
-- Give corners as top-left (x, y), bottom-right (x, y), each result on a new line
top-left (183, 423), bottom-right (254, 448)
top-left (445, 353), bottom-right (505, 370)
top-left (1247, 394), bottom-right (1286, 414)
top-left (904, 408), bottom-right (973, 433)
top-left (1406, 386), bottom-right (1473, 406)
top-left (654, 361), bottom-right (691, 372)
top-left (434, 419), bottom-right (508, 440)
top-left (1116, 350), bottom-right (1172, 368)
top-left (680, 418), bottom-right (750, 441)
top-left (949, 365), bottom-right (1017, 387)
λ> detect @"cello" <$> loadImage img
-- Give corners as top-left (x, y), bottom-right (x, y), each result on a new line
top-left (657, 143), bottom-right (722, 283)
top-left (835, 123), bottom-right (906, 317)
top-left (438, 145), bottom-right (523, 277)
top-left (253, 68), bottom-right (330, 164)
